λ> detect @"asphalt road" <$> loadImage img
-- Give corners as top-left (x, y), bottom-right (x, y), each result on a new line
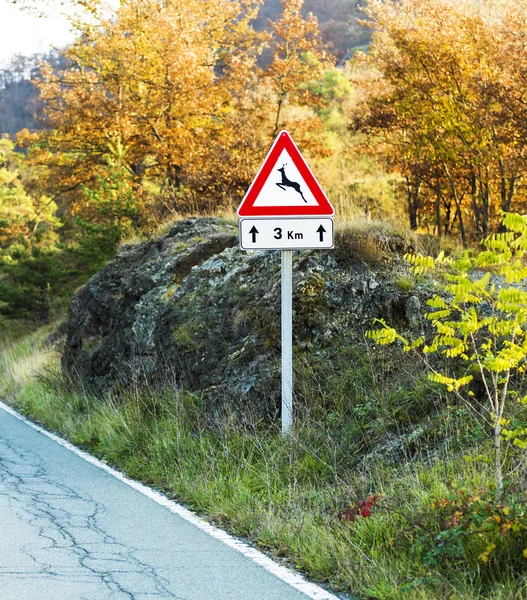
top-left (0, 404), bottom-right (339, 600)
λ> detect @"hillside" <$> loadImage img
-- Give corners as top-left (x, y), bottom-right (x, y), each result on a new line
top-left (255, 0), bottom-right (369, 60)
top-left (4, 216), bottom-right (527, 599)
top-left (0, 51), bottom-right (66, 136)
top-left (4, 0), bottom-right (527, 597)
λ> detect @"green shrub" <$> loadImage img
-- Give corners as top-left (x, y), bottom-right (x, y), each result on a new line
top-left (368, 212), bottom-right (527, 498)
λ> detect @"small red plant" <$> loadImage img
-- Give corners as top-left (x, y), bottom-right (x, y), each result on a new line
top-left (338, 494), bottom-right (382, 522)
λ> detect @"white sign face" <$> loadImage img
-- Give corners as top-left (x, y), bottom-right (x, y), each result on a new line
top-left (239, 218), bottom-right (334, 250)
top-left (252, 150), bottom-right (320, 208)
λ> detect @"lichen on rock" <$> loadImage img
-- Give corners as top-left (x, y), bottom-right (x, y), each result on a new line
top-left (62, 217), bottom-right (420, 422)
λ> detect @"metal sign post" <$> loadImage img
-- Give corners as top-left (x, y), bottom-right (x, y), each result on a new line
top-left (237, 131), bottom-right (334, 435)
top-left (281, 250), bottom-right (293, 434)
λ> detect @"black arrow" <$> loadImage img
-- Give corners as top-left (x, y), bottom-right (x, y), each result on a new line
top-left (249, 226), bottom-right (259, 244)
top-left (316, 224), bottom-right (326, 242)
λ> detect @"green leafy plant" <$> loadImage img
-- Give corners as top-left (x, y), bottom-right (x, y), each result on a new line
top-left (416, 488), bottom-right (527, 569)
top-left (368, 212), bottom-right (527, 498)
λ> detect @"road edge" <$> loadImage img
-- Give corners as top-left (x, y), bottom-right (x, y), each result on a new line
top-left (0, 400), bottom-right (341, 600)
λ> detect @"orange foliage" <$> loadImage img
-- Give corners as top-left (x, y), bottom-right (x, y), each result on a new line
top-left (22, 0), bottom-right (332, 222)
top-left (353, 0), bottom-right (527, 241)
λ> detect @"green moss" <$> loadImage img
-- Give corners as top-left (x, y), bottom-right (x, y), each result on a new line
top-left (170, 242), bottom-right (191, 253)
top-left (172, 323), bottom-right (202, 354)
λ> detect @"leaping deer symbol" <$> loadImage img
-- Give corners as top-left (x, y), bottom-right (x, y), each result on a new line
top-left (276, 164), bottom-right (307, 203)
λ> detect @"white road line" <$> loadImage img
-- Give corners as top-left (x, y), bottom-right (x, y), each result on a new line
top-left (0, 400), bottom-right (341, 600)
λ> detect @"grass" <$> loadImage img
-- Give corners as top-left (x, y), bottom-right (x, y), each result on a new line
top-left (0, 323), bottom-right (57, 393)
top-left (333, 218), bottom-right (418, 269)
top-left (3, 323), bottom-right (527, 600)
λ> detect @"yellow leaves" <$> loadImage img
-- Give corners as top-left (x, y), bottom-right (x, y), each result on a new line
top-left (502, 423), bottom-right (527, 449)
top-left (434, 322), bottom-right (456, 337)
top-left (502, 264), bottom-right (527, 284)
top-left (432, 497), bottom-right (450, 509)
top-left (475, 250), bottom-right (501, 268)
top-left (426, 309), bottom-right (452, 321)
top-left (474, 272), bottom-right (491, 291)
top-left (427, 295), bottom-right (448, 309)
top-left (487, 318), bottom-right (521, 338)
top-left (0, 138), bottom-right (61, 252)
top-left (423, 341), bottom-right (439, 354)
top-left (444, 340), bottom-right (469, 359)
top-left (483, 343), bottom-right (525, 373)
top-left (366, 319), bottom-right (405, 346)
top-left (497, 287), bottom-right (527, 313)
top-left (453, 256), bottom-right (474, 273)
top-left (478, 543), bottom-right (496, 563)
top-left (511, 232), bottom-right (527, 253)
top-left (485, 231), bottom-right (516, 249)
top-left (404, 252), bottom-right (435, 274)
top-left (443, 276), bottom-right (484, 305)
top-left (501, 212), bottom-right (527, 233)
top-left (409, 336), bottom-right (424, 349)
top-left (428, 372), bottom-right (473, 392)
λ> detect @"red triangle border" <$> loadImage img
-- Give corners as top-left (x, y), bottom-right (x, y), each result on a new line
top-left (237, 131), bottom-right (335, 217)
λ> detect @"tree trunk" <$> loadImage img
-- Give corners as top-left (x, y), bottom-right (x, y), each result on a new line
top-left (444, 199), bottom-right (452, 235)
top-left (498, 155), bottom-right (525, 232)
top-left (482, 175), bottom-right (490, 238)
top-left (442, 162), bottom-right (467, 246)
top-left (164, 164), bottom-right (183, 191)
top-left (406, 176), bottom-right (420, 231)
top-left (453, 204), bottom-right (467, 247)
top-left (498, 157), bottom-right (521, 232)
top-left (470, 170), bottom-right (483, 238)
top-left (494, 414), bottom-right (503, 501)
top-left (435, 180), bottom-right (441, 240)
top-left (272, 95), bottom-right (286, 140)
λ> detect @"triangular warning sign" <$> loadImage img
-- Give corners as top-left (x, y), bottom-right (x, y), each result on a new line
top-left (237, 131), bottom-right (334, 217)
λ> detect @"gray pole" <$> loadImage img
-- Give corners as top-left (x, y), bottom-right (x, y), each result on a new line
top-left (281, 250), bottom-right (293, 434)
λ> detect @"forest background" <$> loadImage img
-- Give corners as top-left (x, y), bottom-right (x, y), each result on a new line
top-left (1, 0), bottom-right (527, 323)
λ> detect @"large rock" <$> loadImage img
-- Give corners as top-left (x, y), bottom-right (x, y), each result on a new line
top-left (62, 217), bottom-right (417, 421)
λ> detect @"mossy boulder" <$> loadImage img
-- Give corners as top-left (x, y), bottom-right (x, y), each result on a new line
top-left (62, 217), bottom-right (420, 421)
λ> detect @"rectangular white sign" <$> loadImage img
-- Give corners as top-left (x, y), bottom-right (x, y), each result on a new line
top-left (239, 218), bottom-right (334, 250)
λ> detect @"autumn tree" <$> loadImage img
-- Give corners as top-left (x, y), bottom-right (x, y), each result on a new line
top-left (266, 0), bottom-right (332, 140)
top-left (0, 137), bottom-right (59, 253)
top-left (21, 0), bottom-right (334, 218)
top-left (353, 0), bottom-right (527, 242)
top-left (22, 0), bottom-right (265, 218)
top-left (249, 0), bottom-right (367, 62)
top-left (199, 0), bottom-right (334, 208)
